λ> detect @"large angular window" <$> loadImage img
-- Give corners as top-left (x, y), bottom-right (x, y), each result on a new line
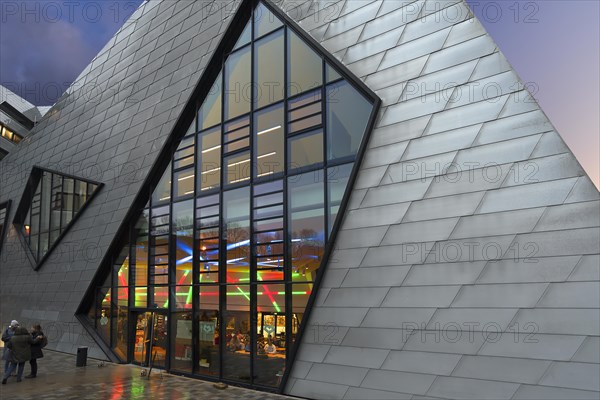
top-left (13, 167), bottom-right (102, 268)
top-left (82, 0), bottom-right (377, 391)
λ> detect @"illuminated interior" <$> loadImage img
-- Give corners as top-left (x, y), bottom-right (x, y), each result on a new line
top-left (0, 123), bottom-right (23, 145)
top-left (86, 0), bottom-right (374, 391)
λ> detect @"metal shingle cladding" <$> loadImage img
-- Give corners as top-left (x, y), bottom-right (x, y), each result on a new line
top-left (1, 0), bottom-right (598, 398)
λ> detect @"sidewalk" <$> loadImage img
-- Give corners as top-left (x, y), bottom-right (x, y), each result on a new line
top-left (0, 350), bottom-right (294, 400)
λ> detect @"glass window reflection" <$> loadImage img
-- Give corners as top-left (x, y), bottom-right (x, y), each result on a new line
top-left (225, 47), bottom-right (251, 120)
top-left (326, 80), bottom-right (372, 160)
top-left (327, 163), bottom-right (353, 236)
top-left (255, 283), bottom-right (286, 387)
top-left (288, 172), bottom-right (325, 282)
top-left (254, 30), bottom-right (284, 108)
top-left (289, 130), bottom-right (324, 170)
top-left (288, 31), bottom-right (322, 96)
top-left (223, 285), bottom-right (251, 382)
top-left (224, 187), bottom-right (250, 276)
top-left (198, 126), bottom-right (221, 192)
top-left (255, 103), bottom-right (284, 177)
top-left (198, 285), bottom-right (220, 376)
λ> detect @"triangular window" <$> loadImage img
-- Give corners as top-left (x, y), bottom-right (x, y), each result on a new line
top-left (81, 0), bottom-right (377, 390)
top-left (13, 167), bottom-right (102, 268)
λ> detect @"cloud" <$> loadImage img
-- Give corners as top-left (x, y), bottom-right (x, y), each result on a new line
top-left (1, 15), bottom-right (98, 105)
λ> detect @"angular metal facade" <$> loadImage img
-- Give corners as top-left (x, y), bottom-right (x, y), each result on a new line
top-left (0, 0), bottom-right (598, 399)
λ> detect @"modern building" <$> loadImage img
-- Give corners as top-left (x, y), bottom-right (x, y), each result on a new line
top-left (1, 0), bottom-right (599, 398)
top-left (0, 85), bottom-right (50, 161)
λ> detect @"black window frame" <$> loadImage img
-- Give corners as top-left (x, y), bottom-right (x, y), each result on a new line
top-left (12, 166), bottom-right (103, 270)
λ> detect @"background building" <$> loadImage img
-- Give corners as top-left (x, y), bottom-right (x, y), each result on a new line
top-left (0, 85), bottom-right (50, 160)
top-left (1, 0), bottom-right (598, 399)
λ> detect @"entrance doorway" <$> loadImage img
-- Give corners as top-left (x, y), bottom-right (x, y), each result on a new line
top-left (132, 311), bottom-right (168, 369)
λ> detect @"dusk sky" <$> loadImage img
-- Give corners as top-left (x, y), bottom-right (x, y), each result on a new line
top-left (0, 0), bottom-right (598, 187)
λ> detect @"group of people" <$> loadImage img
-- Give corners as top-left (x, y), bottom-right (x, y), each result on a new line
top-left (226, 331), bottom-right (279, 354)
top-left (1, 320), bottom-right (46, 384)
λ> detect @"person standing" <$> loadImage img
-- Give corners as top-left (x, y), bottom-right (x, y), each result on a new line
top-left (2, 327), bottom-right (38, 384)
top-left (26, 324), bottom-right (46, 379)
top-left (1, 320), bottom-right (18, 375)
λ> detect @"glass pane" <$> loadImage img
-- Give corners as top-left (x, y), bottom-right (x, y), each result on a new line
top-left (153, 286), bottom-right (169, 309)
top-left (255, 192), bottom-right (283, 209)
top-left (289, 114), bottom-right (322, 133)
top-left (152, 164), bottom-right (171, 205)
top-left (223, 285), bottom-right (251, 383)
top-left (39, 172), bottom-right (51, 233)
top-left (173, 168), bottom-right (195, 199)
top-left (30, 185), bottom-right (41, 237)
top-left (51, 183), bottom-right (61, 235)
top-left (224, 116), bottom-right (250, 145)
top-left (327, 163), bottom-right (353, 236)
top-left (233, 20), bottom-right (251, 51)
top-left (151, 313), bottom-right (168, 369)
top-left (112, 289), bottom-right (128, 360)
top-left (39, 232), bottom-right (49, 259)
top-left (225, 46), bottom-right (251, 120)
top-left (288, 89), bottom-right (322, 135)
top-left (254, 30), bottom-right (284, 108)
top-left (198, 286), bottom-right (220, 376)
top-left (288, 31), bottom-right (322, 96)
top-left (255, 217), bottom-right (283, 232)
top-left (225, 138), bottom-right (250, 154)
top-left (255, 103), bottom-right (284, 177)
top-left (171, 311), bottom-right (193, 373)
top-left (174, 135), bottom-right (195, 170)
top-left (326, 80), bottom-right (372, 160)
top-left (198, 126), bottom-right (221, 192)
top-left (198, 247), bottom-right (219, 282)
top-left (134, 313), bottom-right (150, 365)
top-left (97, 287), bottom-right (111, 343)
top-left (174, 286), bottom-right (193, 309)
top-left (199, 73), bottom-right (222, 130)
top-left (74, 181), bottom-right (87, 213)
top-left (289, 130), bottom-right (323, 170)
top-left (289, 172), bottom-right (325, 282)
top-left (134, 210), bottom-right (149, 293)
top-left (61, 178), bottom-right (74, 227)
top-left (254, 179), bottom-right (283, 196)
top-left (114, 246), bottom-right (130, 287)
top-left (255, 283), bottom-right (286, 387)
top-left (291, 283), bottom-right (313, 345)
top-left (256, 226), bottom-right (285, 281)
top-left (326, 63), bottom-right (342, 82)
top-left (254, 204), bottom-right (283, 220)
top-left (134, 287), bottom-right (148, 308)
top-left (224, 187), bottom-right (250, 276)
top-left (254, 2), bottom-right (283, 38)
top-left (197, 194), bottom-right (220, 283)
top-left (225, 152), bottom-right (251, 185)
top-left (186, 118), bottom-right (197, 136)
top-left (173, 200), bottom-right (194, 287)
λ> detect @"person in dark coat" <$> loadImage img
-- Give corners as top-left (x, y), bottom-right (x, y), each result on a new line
top-left (2, 327), bottom-right (40, 384)
top-left (26, 324), bottom-right (46, 378)
top-left (1, 320), bottom-right (19, 374)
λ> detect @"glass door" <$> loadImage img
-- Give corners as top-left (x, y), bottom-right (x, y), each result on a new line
top-left (132, 311), bottom-right (168, 369)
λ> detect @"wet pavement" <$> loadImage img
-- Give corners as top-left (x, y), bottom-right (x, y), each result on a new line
top-left (0, 350), bottom-right (295, 400)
